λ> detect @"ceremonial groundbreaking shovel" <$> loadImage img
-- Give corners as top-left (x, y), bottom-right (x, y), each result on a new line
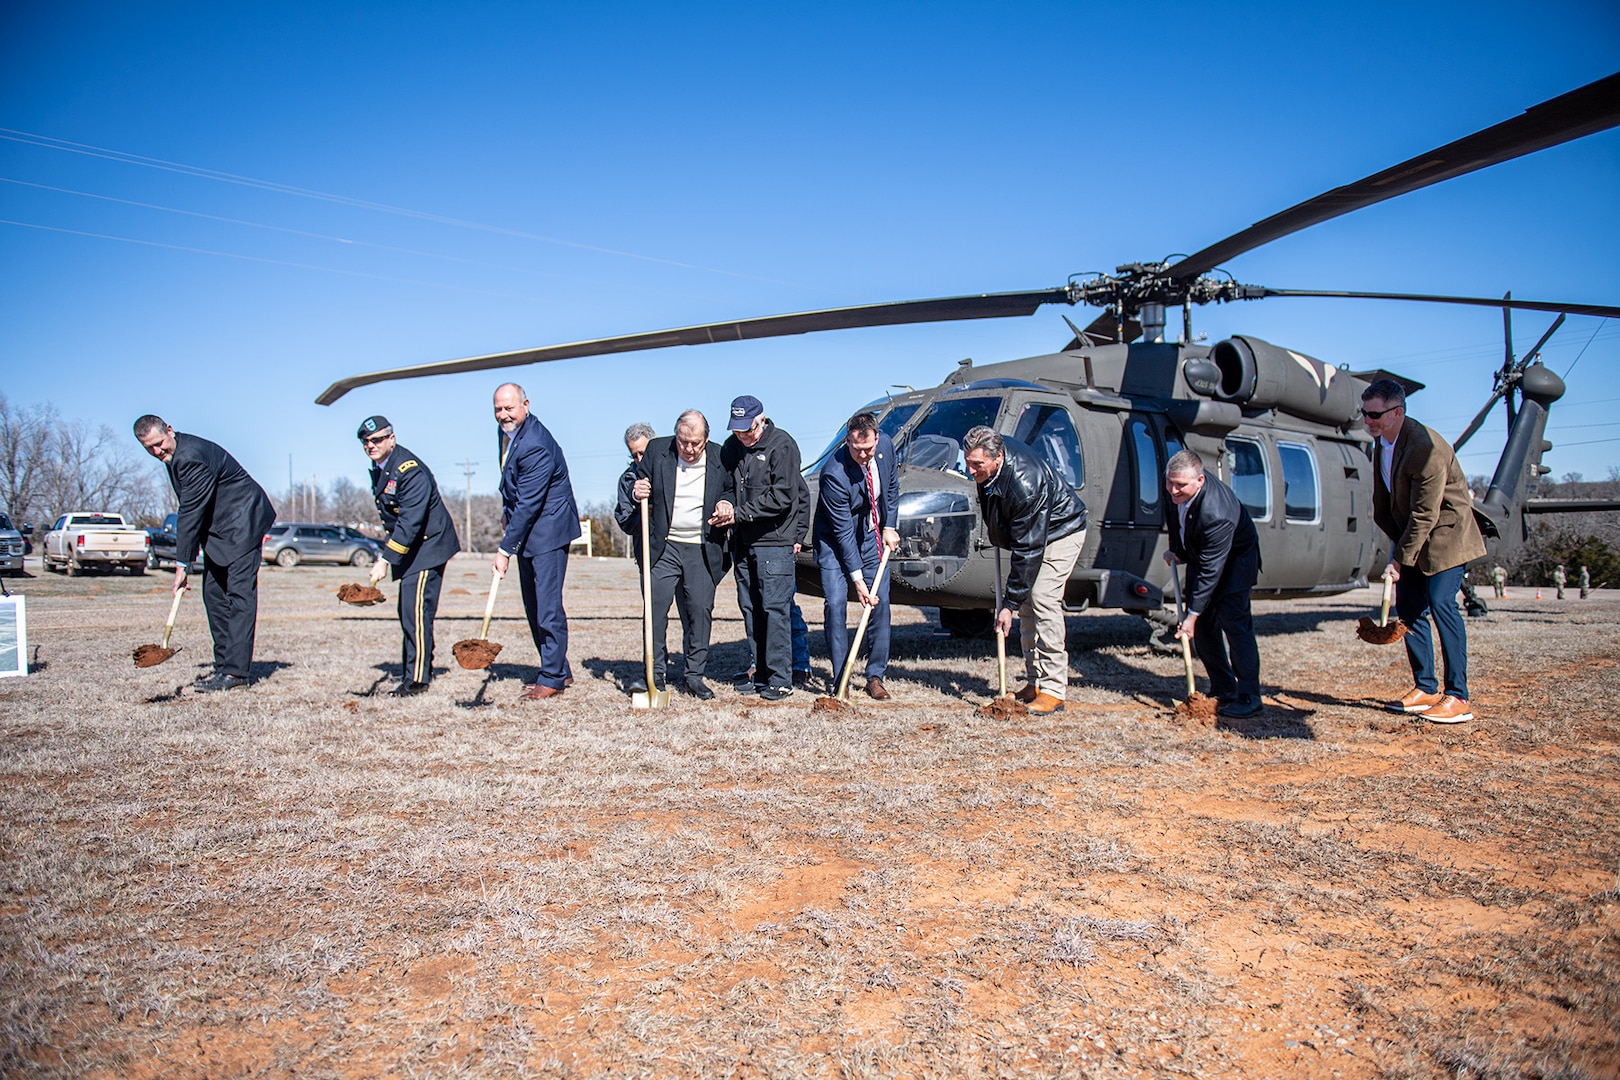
top-left (631, 496), bottom-right (669, 710)
top-left (975, 548), bottom-right (1027, 719)
top-left (453, 568), bottom-right (505, 669)
top-left (133, 587), bottom-right (185, 667)
top-left (834, 547), bottom-right (892, 702)
top-left (1169, 566), bottom-right (1217, 721)
top-left (1356, 573), bottom-right (1409, 645)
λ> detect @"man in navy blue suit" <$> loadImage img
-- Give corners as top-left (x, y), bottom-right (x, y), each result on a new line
top-left (813, 411), bottom-right (900, 699)
top-left (134, 414), bottom-right (276, 692)
top-left (492, 383), bottom-right (580, 701)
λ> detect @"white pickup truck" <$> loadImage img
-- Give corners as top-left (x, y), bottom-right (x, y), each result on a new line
top-left (43, 512), bottom-right (151, 576)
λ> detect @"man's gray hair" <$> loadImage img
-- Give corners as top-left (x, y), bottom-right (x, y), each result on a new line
top-left (1166, 449), bottom-right (1205, 477)
top-left (674, 409), bottom-right (709, 438)
top-left (1361, 378), bottom-right (1406, 408)
top-left (623, 421), bottom-right (655, 447)
top-left (133, 414), bottom-right (167, 439)
top-left (963, 426), bottom-right (1004, 458)
top-left (495, 382), bottom-right (527, 400)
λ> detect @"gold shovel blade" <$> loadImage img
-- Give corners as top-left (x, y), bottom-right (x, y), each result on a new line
top-left (631, 688), bottom-right (671, 710)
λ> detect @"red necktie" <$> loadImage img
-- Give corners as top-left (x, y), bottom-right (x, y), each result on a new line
top-left (866, 463), bottom-right (880, 537)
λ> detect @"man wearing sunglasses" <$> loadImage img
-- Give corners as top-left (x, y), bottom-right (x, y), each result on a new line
top-left (360, 415), bottom-right (461, 697)
top-left (1361, 380), bottom-right (1486, 724)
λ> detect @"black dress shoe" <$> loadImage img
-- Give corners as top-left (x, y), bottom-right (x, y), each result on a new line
top-left (388, 681), bottom-right (429, 697)
top-left (730, 668), bottom-right (756, 688)
top-left (792, 669), bottom-right (811, 689)
top-left (684, 677), bottom-right (714, 700)
top-left (627, 675), bottom-right (666, 694)
top-left (196, 673), bottom-right (249, 693)
top-left (759, 684), bottom-right (794, 701)
top-left (1218, 695), bottom-right (1263, 718)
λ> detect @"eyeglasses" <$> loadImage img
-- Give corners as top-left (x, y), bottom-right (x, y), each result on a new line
top-left (362, 434), bottom-right (392, 446)
top-left (1359, 406), bottom-right (1400, 421)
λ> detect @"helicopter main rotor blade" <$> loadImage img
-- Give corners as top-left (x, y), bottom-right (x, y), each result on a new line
top-left (315, 288), bottom-right (1074, 404)
top-left (1454, 388), bottom-right (1509, 452)
top-left (1251, 288), bottom-right (1620, 321)
top-left (1165, 71), bottom-right (1620, 282)
top-left (1456, 311), bottom-right (1567, 451)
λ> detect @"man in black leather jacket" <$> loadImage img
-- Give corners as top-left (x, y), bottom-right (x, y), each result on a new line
top-left (964, 426), bottom-right (1088, 714)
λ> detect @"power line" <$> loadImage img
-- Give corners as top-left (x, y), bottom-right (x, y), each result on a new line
top-left (0, 127), bottom-right (826, 291)
top-left (0, 217), bottom-right (537, 299)
top-left (1564, 318), bottom-right (1609, 378)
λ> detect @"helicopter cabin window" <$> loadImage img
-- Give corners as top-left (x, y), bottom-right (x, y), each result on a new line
top-left (1129, 418), bottom-right (1161, 517)
top-left (1276, 442), bottom-right (1321, 524)
top-left (1226, 437), bottom-right (1271, 522)
top-left (1013, 403), bottom-right (1085, 489)
top-left (897, 397), bottom-right (1002, 476)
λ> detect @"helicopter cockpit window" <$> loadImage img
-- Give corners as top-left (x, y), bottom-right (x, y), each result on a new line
top-left (1227, 437), bottom-right (1271, 522)
top-left (1013, 403), bottom-right (1085, 489)
top-left (1129, 418), bottom-right (1161, 517)
top-left (895, 397), bottom-right (1001, 476)
top-left (1277, 442), bottom-right (1321, 524)
top-left (807, 401), bottom-right (922, 475)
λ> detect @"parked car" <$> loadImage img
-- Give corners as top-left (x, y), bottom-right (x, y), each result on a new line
top-left (43, 512), bottom-right (151, 575)
top-left (145, 512), bottom-right (206, 570)
top-left (261, 522), bottom-right (381, 567)
top-left (0, 511), bottom-right (27, 576)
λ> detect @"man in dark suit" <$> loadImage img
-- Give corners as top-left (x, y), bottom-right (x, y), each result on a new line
top-left (1164, 448), bottom-right (1263, 718)
top-left (1363, 378), bottom-right (1486, 724)
top-left (813, 410), bottom-right (900, 699)
top-left (629, 409), bottom-right (734, 700)
top-left (359, 415), bottom-right (461, 697)
top-left (134, 414), bottom-right (276, 692)
top-left (492, 383), bottom-right (580, 701)
top-left (614, 422), bottom-right (654, 562)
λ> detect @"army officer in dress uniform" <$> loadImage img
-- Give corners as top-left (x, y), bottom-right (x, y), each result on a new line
top-left (359, 415), bottom-right (461, 696)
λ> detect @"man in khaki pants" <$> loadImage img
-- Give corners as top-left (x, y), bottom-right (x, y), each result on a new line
top-left (964, 426), bottom-right (1088, 714)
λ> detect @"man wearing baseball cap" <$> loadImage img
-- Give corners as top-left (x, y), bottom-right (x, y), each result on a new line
top-left (359, 415), bottom-right (461, 696)
top-left (716, 395), bottom-right (803, 700)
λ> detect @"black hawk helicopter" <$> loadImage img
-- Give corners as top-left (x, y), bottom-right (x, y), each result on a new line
top-left (317, 72), bottom-right (1620, 637)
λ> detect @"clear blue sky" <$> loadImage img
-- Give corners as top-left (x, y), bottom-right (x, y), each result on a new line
top-left (3, 1), bottom-right (1617, 513)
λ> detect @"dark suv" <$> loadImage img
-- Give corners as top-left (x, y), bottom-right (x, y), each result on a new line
top-left (261, 523), bottom-right (380, 568)
top-left (146, 512), bottom-right (206, 570)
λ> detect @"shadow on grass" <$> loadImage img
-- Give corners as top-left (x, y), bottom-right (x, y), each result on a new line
top-left (1217, 702), bottom-right (1317, 740)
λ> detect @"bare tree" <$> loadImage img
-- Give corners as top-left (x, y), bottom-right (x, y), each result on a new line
top-left (0, 394), bottom-right (163, 529)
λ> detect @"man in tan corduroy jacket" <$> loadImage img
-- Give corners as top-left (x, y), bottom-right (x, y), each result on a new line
top-left (1364, 379), bottom-right (1487, 724)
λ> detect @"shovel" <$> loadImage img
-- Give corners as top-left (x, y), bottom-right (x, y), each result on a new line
top-left (1356, 573), bottom-right (1409, 645)
top-left (833, 547), bottom-right (892, 702)
top-left (975, 548), bottom-right (1028, 719)
top-left (1169, 565), bottom-right (1217, 721)
top-left (631, 496), bottom-right (669, 710)
top-left (452, 568), bottom-right (505, 669)
top-left (133, 587), bottom-right (185, 668)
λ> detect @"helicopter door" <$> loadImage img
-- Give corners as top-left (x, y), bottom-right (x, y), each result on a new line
top-left (1120, 414), bottom-right (1166, 570)
top-left (1276, 439), bottom-right (1327, 586)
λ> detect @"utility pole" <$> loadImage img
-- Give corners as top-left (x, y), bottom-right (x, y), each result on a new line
top-left (458, 459), bottom-right (477, 552)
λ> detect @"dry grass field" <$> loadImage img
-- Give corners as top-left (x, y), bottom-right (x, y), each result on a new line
top-left (2, 553), bottom-right (1617, 1079)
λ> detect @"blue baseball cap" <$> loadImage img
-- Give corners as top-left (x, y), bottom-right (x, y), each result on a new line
top-left (727, 395), bottom-right (763, 431)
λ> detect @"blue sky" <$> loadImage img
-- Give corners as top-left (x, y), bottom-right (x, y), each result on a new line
top-left (2, 1), bottom-right (1617, 513)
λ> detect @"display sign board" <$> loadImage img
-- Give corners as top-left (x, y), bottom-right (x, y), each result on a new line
top-left (0, 595), bottom-right (26, 678)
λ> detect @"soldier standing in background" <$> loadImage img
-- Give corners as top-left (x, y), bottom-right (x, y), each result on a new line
top-left (1491, 563), bottom-right (1507, 599)
top-left (1580, 564), bottom-right (1591, 599)
top-left (1553, 564), bottom-right (1567, 599)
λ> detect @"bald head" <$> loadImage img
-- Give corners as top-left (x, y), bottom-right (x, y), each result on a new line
top-left (493, 383), bottom-right (529, 434)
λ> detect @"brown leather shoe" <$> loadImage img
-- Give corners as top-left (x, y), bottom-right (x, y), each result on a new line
top-left (520, 684), bottom-right (565, 701)
top-left (1391, 687), bottom-right (1443, 714)
top-left (1013, 684), bottom-right (1038, 703)
top-left (866, 677), bottom-right (891, 701)
top-left (1424, 695), bottom-right (1474, 724)
top-left (1028, 691), bottom-right (1065, 714)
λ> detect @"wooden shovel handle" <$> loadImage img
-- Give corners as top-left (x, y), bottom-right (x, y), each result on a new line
top-left (1378, 575), bottom-right (1394, 628)
top-left (478, 567), bottom-right (503, 640)
top-left (641, 496), bottom-right (657, 690)
top-left (837, 546), bottom-right (892, 701)
top-left (160, 587), bottom-right (184, 650)
top-left (1180, 633), bottom-right (1196, 699)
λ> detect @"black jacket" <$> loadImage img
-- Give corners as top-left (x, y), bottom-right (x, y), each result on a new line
top-left (719, 421), bottom-right (803, 549)
top-left (976, 437), bottom-right (1088, 609)
top-left (633, 436), bottom-right (734, 582)
top-left (1166, 472), bottom-right (1260, 615)
top-left (371, 444), bottom-right (461, 578)
top-left (614, 462), bottom-right (642, 562)
top-left (167, 433), bottom-right (275, 570)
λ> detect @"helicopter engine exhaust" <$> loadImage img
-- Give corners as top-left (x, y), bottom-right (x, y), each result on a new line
top-left (1208, 336), bottom-right (1360, 426)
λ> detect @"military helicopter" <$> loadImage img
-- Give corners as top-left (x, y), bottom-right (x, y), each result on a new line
top-left (317, 72), bottom-right (1620, 637)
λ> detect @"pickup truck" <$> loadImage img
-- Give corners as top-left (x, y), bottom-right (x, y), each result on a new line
top-left (145, 512), bottom-right (206, 571)
top-left (0, 511), bottom-right (27, 576)
top-left (43, 512), bottom-right (151, 576)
